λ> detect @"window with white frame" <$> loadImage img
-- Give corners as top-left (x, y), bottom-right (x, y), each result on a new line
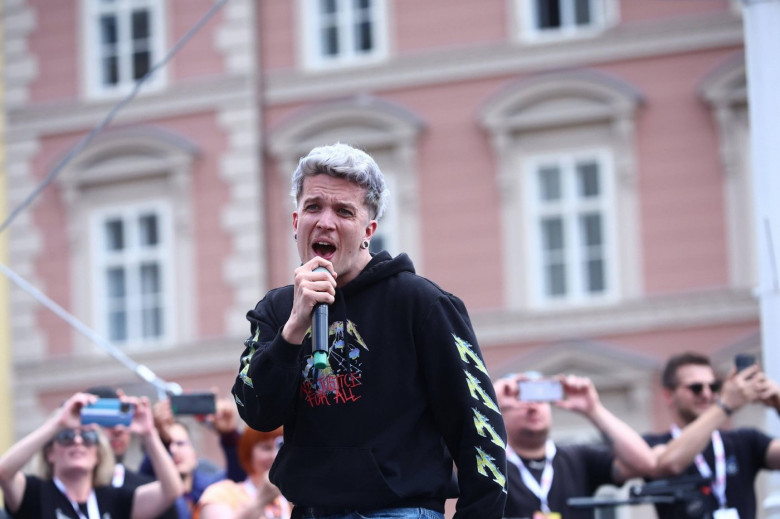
top-left (302, 0), bottom-right (388, 69)
top-left (92, 203), bottom-right (172, 345)
top-left (83, 0), bottom-right (165, 96)
top-left (525, 151), bottom-right (616, 306)
top-left (520, 0), bottom-right (610, 41)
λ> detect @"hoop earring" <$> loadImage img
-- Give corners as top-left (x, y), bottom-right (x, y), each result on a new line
top-left (361, 240), bottom-right (370, 250)
top-left (294, 233), bottom-right (297, 241)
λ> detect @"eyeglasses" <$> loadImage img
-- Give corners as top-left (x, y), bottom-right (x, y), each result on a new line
top-left (683, 382), bottom-right (722, 395)
top-left (54, 429), bottom-right (100, 447)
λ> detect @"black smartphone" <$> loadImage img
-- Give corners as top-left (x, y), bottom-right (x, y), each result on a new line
top-left (735, 353), bottom-right (756, 372)
top-left (169, 392), bottom-right (216, 415)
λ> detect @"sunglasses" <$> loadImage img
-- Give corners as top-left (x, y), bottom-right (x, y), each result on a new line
top-left (683, 382), bottom-right (722, 395)
top-left (54, 429), bottom-right (100, 447)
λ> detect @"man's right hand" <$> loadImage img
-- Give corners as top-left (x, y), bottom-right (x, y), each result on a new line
top-left (720, 364), bottom-right (762, 412)
top-left (282, 258), bottom-right (336, 344)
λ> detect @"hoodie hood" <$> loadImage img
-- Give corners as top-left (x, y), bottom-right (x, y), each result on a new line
top-left (339, 251), bottom-right (415, 296)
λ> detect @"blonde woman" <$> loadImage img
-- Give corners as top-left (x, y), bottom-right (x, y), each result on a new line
top-left (0, 392), bottom-right (182, 519)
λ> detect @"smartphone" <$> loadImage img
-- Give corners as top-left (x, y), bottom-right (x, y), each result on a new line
top-left (735, 353), bottom-right (756, 372)
top-left (170, 392), bottom-right (216, 415)
top-left (81, 398), bottom-right (134, 428)
top-left (518, 379), bottom-right (564, 402)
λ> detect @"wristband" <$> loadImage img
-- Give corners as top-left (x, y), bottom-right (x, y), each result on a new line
top-left (716, 397), bottom-right (733, 416)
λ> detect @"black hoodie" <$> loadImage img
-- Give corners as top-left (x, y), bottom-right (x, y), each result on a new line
top-left (233, 252), bottom-right (507, 518)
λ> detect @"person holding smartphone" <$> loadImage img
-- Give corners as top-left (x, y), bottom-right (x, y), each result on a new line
top-left (0, 392), bottom-right (182, 519)
top-left (643, 352), bottom-right (780, 519)
top-left (84, 386), bottom-right (178, 519)
top-left (495, 372), bottom-right (656, 519)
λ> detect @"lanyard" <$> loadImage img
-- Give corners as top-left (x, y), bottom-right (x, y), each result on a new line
top-left (112, 463), bottom-right (126, 487)
top-left (671, 425), bottom-right (727, 508)
top-left (52, 477), bottom-right (100, 519)
top-left (507, 440), bottom-right (557, 513)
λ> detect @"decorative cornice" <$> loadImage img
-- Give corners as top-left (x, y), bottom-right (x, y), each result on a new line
top-left (472, 287), bottom-right (759, 346)
top-left (5, 75), bottom-right (253, 138)
top-left (12, 336), bottom-right (243, 394)
top-left (263, 12), bottom-right (743, 105)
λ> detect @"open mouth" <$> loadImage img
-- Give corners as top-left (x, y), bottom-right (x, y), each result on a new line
top-left (312, 241), bottom-right (336, 258)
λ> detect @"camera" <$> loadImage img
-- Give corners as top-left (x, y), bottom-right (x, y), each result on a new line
top-left (735, 353), bottom-right (755, 372)
top-left (169, 392), bottom-right (216, 415)
top-left (81, 398), bottom-right (134, 428)
top-left (518, 379), bottom-right (563, 402)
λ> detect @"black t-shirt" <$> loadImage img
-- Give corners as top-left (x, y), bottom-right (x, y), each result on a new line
top-left (643, 427), bottom-right (772, 519)
top-left (117, 466), bottom-right (178, 519)
top-left (8, 475), bottom-right (135, 519)
top-left (504, 443), bottom-right (615, 519)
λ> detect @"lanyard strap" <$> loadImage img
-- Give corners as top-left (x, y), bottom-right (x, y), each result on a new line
top-left (112, 463), bottom-right (126, 487)
top-left (52, 477), bottom-right (100, 519)
top-left (507, 440), bottom-right (557, 513)
top-left (671, 425), bottom-right (727, 508)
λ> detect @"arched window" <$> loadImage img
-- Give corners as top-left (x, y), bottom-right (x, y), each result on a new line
top-left (480, 70), bottom-right (643, 310)
top-left (269, 96), bottom-right (425, 270)
top-left (58, 126), bottom-right (198, 350)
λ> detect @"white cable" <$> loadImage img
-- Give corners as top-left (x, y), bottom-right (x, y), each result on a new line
top-left (0, 261), bottom-right (173, 397)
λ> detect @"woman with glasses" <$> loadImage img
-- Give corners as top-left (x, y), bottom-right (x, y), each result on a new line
top-left (197, 427), bottom-right (290, 519)
top-left (0, 392), bottom-right (183, 519)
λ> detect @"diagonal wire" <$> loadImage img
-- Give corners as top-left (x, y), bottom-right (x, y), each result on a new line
top-left (0, 0), bottom-right (228, 235)
top-left (0, 261), bottom-right (180, 398)
top-left (0, 0), bottom-right (229, 397)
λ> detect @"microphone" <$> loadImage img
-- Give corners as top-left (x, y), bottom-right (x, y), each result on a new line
top-left (312, 267), bottom-right (329, 370)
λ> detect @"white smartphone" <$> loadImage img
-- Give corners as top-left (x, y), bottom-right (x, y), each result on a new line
top-left (518, 379), bottom-right (564, 402)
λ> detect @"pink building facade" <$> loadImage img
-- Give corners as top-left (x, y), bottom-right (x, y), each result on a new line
top-left (3, 0), bottom-right (763, 515)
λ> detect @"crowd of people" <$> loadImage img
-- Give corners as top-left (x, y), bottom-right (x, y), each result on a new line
top-left (2, 143), bottom-right (780, 519)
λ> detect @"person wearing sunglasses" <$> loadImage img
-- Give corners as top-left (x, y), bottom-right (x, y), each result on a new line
top-left (642, 351), bottom-right (780, 519)
top-left (0, 391), bottom-right (183, 519)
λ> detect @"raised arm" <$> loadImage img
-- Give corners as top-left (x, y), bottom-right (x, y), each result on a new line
top-left (654, 365), bottom-right (762, 476)
top-left (555, 375), bottom-right (656, 483)
top-left (129, 396), bottom-right (183, 519)
top-left (0, 393), bottom-right (95, 512)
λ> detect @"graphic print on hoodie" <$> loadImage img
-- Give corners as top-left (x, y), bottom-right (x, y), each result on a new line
top-left (301, 319), bottom-right (367, 406)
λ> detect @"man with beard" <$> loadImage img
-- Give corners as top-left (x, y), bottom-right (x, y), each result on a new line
top-left (643, 352), bottom-right (780, 519)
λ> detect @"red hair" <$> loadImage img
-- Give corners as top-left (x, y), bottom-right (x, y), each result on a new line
top-left (237, 427), bottom-right (282, 475)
